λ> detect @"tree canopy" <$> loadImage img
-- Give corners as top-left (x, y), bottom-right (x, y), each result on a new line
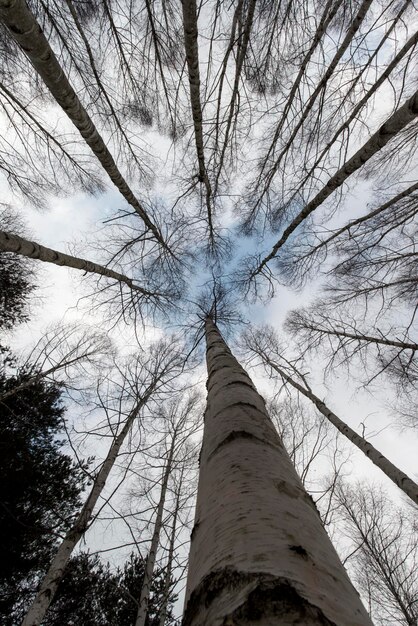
top-left (0, 0), bottom-right (417, 623)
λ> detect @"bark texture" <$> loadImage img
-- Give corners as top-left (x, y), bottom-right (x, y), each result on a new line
top-left (183, 318), bottom-right (373, 626)
top-left (0, 230), bottom-right (156, 295)
top-left (0, 0), bottom-right (166, 247)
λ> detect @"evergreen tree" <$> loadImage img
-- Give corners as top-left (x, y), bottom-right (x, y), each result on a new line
top-left (13, 551), bottom-right (177, 626)
top-left (0, 208), bottom-right (35, 331)
top-left (0, 352), bottom-right (89, 621)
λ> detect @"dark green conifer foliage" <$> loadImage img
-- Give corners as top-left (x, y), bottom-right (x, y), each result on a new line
top-left (0, 355), bottom-right (89, 621)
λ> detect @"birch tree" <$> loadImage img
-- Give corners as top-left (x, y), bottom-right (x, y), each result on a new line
top-left (242, 324), bottom-right (418, 506)
top-left (183, 316), bottom-right (372, 625)
top-left (0, 0), bottom-right (169, 251)
top-left (0, 230), bottom-right (170, 309)
top-left (157, 465), bottom-right (186, 626)
top-left (21, 337), bottom-right (185, 626)
top-left (134, 393), bottom-right (201, 626)
top-left (335, 482), bottom-right (418, 626)
top-left (286, 308), bottom-right (418, 394)
top-left (245, 87), bottom-right (418, 290)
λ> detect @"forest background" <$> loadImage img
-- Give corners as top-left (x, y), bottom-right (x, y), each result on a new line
top-left (0, 0), bottom-right (417, 624)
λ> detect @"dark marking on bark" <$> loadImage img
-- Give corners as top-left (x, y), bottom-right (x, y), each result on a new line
top-left (182, 568), bottom-right (337, 626)
top-left (289, 545), bottom-right (309, 559)
top-left (275, 479), bottom-right (302, 499)
top-left (210, 401), bottom-right (273, 421)
top-left (190, 521), bottom-right (200, 540)
top-left (208, 429), bottom-right (280, 460)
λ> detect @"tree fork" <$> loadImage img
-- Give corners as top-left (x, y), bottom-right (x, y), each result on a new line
top-left (183, 318), bottom-right (373, 625)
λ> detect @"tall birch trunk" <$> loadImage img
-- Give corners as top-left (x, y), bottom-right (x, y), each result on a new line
top-left (0, 230), bottom-right (160, 297)
top-left (0, 0), bottom-right (166, 249)
top-left (253, 87), bottom-right (418, 277)
top-left (255, 351), bottom-right (418, 506)
top-left (22, 381), bottom-right (159, 626)
top-left (183, 318), bottom-right (373, 625)
top-left (135, 437), bottom-right (176, 626)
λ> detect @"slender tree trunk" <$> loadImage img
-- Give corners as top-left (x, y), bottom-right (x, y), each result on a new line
top-left (292, 322), bottom-right (418, 351)
top-left (158, 470), bottom-right (182, 626)
top-left (0, 0), bottom-right (167, 249)
top-left (288, 27), bottom-right (418, 211)
top-left (181, 0), bottom-right (214, 243)
top-left (135, 438), bottom-right (176, 626)
top-left (258, 0), bottom-right (343, 178)
top-left (256, 350), bottom-right (418, 506)
top-left (0, 230), bottom-right (161, 297)
top-left (22, 382), bottom-right (159, 626)
top-left (253, 87), bottom-right (418, 277)
top-left (183, 318), bottom-right (373, 625)
top-left (0, 354), bottom-right (92, 403)
top-left (261, 0), bottom-right (373, 190)
top-left (213, 0), bottom-right (256, 195)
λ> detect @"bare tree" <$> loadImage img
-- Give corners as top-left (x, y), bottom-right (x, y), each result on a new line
top-left (246, 88), bottom-right (418, 290)
top-left (335, 481), bottom-right (418, 626)
top-left (242, 324), bottom-right (418, 506)
top-left (0, 0), bottom-right (169, 251)
top-left (0, 230), bottom-right (170, 306)
top-left (21, 337), bottom-right (185, 626)
top-left (0, 322), bottom-right (112, 402)
top-left (285, 307), bottom-right (418, 393)
top-left (183, 317), bottom-right (372, 625)
top-left (134, 392), bottom-right (201, 626)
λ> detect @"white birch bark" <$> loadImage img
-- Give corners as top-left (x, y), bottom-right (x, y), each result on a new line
top-left (0, 0), bottom-right (166, 248)
top-left (21, 378), bottom-right (161, 626)
top-left (135, 438), bottom-right (176, 626)
top-left (0, 230), bottom-right (160, 297)
top-left (158, 471), bottom-right (182, 626)
top-left (183, 318), bottom-right (373, 625)
top-left (181, 0), bottom-right (214, 243)
top-left (255, 350), bottom-right (418, 507)
top-left (260, 0), bottom-right (373, 190)
top-left (288, 27), bottom-right (418, 210)
top-left (253, 87), bottom-right (418, 277)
